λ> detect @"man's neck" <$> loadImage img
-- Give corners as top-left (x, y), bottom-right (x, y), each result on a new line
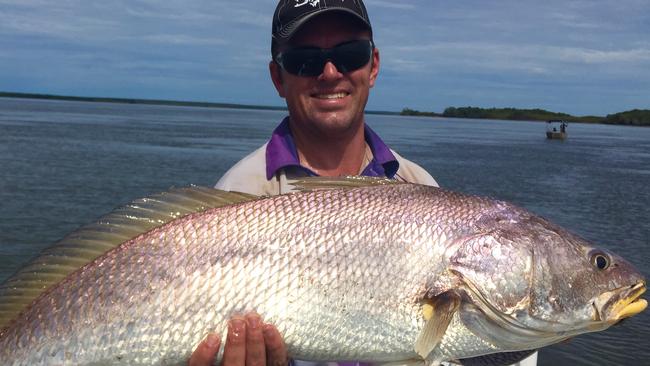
top-left (291, 122), bottom-right (367, 177)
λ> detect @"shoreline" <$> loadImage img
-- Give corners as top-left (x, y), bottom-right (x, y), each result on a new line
top-left (401, 107), bottom-right (650, 126)
top-left (0, 91), bottom-right (399, 116)
top-left (1, 91), bottom-right (646, 125)
top-left (0, 91), bottom-right (287, 112)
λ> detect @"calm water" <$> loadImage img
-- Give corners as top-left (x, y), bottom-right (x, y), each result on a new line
top-left (0, 98), bottom-right (648, 365)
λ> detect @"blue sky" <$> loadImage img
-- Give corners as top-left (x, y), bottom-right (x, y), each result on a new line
top-left (1, 0), bottom-right (648, 116)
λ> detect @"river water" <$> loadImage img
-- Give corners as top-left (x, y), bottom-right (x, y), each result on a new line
top-left (0, 98), bottom-right (648, 365)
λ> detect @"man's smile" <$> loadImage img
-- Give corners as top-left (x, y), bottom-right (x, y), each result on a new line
top-left (313, 92), bottom-right (350, 100)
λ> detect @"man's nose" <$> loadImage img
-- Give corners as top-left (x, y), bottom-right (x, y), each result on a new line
top-left (318, 60), bottom-right (343, 81)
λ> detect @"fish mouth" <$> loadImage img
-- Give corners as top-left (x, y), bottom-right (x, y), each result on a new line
top-left (593, 281), bottom-right (647, 323)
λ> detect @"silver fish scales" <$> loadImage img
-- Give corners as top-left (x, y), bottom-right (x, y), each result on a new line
top-left (0, 179), bottom-right (646, 365)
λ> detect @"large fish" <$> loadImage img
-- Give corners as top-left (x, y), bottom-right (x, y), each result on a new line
top-left (0, 178), bottom-right (646, 365)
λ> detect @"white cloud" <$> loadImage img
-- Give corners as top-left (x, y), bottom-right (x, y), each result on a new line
top-left (123, 6), bottom-right (220, 22)
top-left (383, 40), bottom-right (650, 76)
top-left (366, 0), bottom-right (416, 10)
top-left (0, 4), bottom-right (118, 40)
top-left (557, 47), bottom-right (650, 64)
top-left (138, 34), bottom-right (227, 46)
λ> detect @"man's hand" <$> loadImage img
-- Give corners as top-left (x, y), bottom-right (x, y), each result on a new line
top-left (189, 313), bottom-right (288, 366)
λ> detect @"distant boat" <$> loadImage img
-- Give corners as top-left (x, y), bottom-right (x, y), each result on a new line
top-left (546, 120), bottom-right (568, 140)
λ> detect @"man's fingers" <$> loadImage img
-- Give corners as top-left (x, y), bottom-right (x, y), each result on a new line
top-left (263, 323), bottom-right (288, 366)
top-left (189, 313), bottom-right (287, 366)
top-left (245, 313), bottom-right (267, 366)
top-left (223, 317), bottom-right (247, 366)
top-left (189, 333), bottom-right (221, 366)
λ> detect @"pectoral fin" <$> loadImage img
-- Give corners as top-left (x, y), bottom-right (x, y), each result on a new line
top-left (415, 292), bottom-right (461, 360)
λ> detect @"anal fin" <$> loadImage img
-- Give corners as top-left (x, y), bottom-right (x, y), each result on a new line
top-left (376, 359), bottom-right (426, 366)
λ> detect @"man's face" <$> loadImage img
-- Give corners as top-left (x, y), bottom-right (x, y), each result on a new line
top-left (270, 13), bottom-right (380, 139)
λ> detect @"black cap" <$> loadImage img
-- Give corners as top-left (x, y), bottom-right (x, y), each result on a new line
top-left (272, 0), bottom-right (372, 46)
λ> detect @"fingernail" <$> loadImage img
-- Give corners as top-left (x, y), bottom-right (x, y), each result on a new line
top-left (247, 314), bottom-right (261, 329)
top-left (206, 333), bottom-right (219, 348)
top-left (262, 324), bottom-right (275, 339)
top-left (230, 318), bottom-right (246, 339)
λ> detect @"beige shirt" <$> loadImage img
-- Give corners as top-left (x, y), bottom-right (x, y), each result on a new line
top-left (215, 142), bottom-right (438, 196)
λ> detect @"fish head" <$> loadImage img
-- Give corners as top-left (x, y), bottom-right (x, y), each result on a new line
top-left (526, 222), bottom-right (647, 332)
top-left (448, 207), bottom-right (646, 349)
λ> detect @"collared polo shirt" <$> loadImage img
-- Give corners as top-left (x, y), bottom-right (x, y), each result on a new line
top-left (215, 117), bottom-right (437, 196)
top-left (265, 117), bottom-right (399, 180)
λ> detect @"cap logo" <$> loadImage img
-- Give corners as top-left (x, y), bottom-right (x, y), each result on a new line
top-left (294, 0), bottom-right (320, 8)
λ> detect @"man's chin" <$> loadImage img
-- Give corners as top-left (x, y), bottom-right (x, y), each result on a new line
top-left (309, 113), bottom-right (363, 136)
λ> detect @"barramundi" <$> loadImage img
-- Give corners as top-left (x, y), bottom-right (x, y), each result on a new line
top-left (0, 178), bottom-right (646, 365)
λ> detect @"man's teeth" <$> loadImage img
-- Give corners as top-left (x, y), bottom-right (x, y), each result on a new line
top-left (315, 92), bottom-right (347, 99)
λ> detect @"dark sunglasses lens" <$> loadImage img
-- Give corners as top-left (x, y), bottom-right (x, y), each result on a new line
top-left (279, 40), bottom-right (373, 76)
top-left (279, 48), bottom-right (324, 76)
top-left (332, 40), bottom-right (373, 73)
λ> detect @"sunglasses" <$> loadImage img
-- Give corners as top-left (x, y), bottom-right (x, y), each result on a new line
top-left (275, 39), bottom-right (374, 77)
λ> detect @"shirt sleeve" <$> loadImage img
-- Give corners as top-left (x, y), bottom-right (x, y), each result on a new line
top-left (215, 143), bottom-right (278, 196)
top-left (390, 150), bottom-right (439, 187)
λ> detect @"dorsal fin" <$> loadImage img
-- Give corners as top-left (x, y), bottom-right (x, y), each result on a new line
top-left (291, 176), bottom-right (403, 191)
top-left (0, 186), bottom-right (258, 330)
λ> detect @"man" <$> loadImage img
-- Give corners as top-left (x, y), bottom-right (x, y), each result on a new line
top-left (190, 1), bottom-right (536, 366)
top-left (213, 0), bottom-right (436, 197)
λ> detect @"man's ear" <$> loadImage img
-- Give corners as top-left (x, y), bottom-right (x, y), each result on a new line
top-left (269, 61), bottom-right (286, 98)
top-left (369, 47), bottom-right (380, 88)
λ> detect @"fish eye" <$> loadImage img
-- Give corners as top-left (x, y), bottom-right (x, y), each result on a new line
top-left (590, 252), bottom-right (610, 270)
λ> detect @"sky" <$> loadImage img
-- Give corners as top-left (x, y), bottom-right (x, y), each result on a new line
top-left (0, 0), bottom-right (649, 116)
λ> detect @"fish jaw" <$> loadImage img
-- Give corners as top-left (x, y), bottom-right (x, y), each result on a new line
top-left (593, 281), bottom-right (647, 323)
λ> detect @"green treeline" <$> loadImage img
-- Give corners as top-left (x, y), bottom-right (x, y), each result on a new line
top-left (401, 106), bottom-right (649, 126)
top-left (604, 109), bottom-right (650, 126)
top-left (442, 107), bottom-right (592, 122)
top-left (401, 108), bottom-right (441, 117)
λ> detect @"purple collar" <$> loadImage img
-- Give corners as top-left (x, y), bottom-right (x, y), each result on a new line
top-left (265, 117), bottom-right (399, 180)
